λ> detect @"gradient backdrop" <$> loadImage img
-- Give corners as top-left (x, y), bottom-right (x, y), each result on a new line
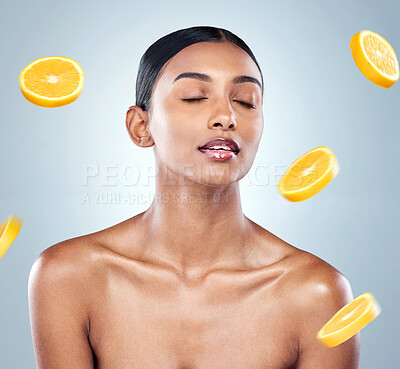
top-left (0, 0), bottom-right (399, 367)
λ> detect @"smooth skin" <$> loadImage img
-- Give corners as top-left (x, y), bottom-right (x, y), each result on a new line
top-left (28, 41), bottom-right (360, 369)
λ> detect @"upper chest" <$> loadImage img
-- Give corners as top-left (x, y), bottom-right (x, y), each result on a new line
top-left (87, 257), bottom-right (299, 369)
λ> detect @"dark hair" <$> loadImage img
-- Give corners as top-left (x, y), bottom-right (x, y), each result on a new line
top-left (135, 25), bottom-right (264, 113)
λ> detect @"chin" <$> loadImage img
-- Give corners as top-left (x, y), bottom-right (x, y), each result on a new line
top-left (189, 167), bottom-right (245, 187)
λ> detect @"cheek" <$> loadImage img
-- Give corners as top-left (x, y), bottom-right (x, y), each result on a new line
top-left (160, 100), bottom-right (205, 154)
top-left (244, 118), bottom-right (263, 145)
top-left (153, 118), bottom-right (198, 161)
top-left (254, 120), bottom-right (264, 146)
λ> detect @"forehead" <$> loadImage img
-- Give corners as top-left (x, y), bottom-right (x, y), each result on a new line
top-left (158, 41), bottom-right (262, 86)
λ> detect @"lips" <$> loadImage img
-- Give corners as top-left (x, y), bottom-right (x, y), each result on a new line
top-left (198, 137), bottom-right (240, 153)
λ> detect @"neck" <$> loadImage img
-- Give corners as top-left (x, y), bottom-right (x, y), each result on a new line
top-left (139, 164), bottom-right (252, 276)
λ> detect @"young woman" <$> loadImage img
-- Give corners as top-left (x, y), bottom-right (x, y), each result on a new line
top-left (28, 26), bottom-right (360, 368)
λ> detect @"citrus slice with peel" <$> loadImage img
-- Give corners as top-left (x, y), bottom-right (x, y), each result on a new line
top-left (19, 56), bottom-right (84, 107)
top-left (350, 30), bottom-right (399, 88)
top-left (0, 215), bottom-right (23, 261)
top-left (317, 292), bottom-right (381, 348)
top-left (277, 146), bottom-right (339, 202)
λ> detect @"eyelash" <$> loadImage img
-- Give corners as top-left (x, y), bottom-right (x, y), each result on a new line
top-left (182, 98), bottom-right (256, 109)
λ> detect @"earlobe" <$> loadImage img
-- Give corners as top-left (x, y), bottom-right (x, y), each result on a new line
top-left (139, 130), bottom-right (154, 147)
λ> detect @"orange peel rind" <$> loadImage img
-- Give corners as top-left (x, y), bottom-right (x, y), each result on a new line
top-left (317, 292), bottom-right (381, 348)
top-left (350, 30), bottom-right (399, 88)
top-left (19, 56), bottom-right (84, 107)
top-left (0, 215), bottom-right (23, 261)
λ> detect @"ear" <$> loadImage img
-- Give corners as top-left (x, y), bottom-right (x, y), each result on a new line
top-left (125, 106), bottom-right (154, 147)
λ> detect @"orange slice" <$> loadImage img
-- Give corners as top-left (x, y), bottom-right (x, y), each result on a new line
top-left (19, 56), bottom-right (84, 107)
top-left (317, 292), bottom-right (381, 348)
top-left (350, 30), bottom-right (399, 88)
top-left (0, 215), bottom-right (23, 261)
top-left (277, 146), bottom-right (339, 202)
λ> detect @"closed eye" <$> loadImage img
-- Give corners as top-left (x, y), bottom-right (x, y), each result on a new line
top-left (181, 98), bottom-right (256, 109)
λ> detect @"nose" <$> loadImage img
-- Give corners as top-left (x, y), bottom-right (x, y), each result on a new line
top-left (208, 98), bottom-right (237, 130)
top-left (211, 120), bottom-right (237, 130)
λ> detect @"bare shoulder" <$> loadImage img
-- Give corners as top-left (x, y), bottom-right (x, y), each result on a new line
top-left (250, 220), bottom-right (355, 326)
top-left (29, 210), bottom-right (146, 290)
top-left (254, 224), bottom-right (359, 362)
top-left (28, 214), bottom-right (138, 297)
top-left (28, 229), bottom-right (115, 308)
top-left (270, 234), bottom-right (354, 310)
top-left (269, 236), bottom-right (358, 352)
top-left (284, 246), bottom-right (354, 311)
top-left (29, 238), bottom-right (91, 305)
top-left (27, 233), bottom-right (113, 368)
top-left (251, 219), bottom-right (353, 301)
top-left (30, 234), bottom-right (100, 277)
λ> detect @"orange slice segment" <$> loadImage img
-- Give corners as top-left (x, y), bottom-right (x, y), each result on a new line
top-left (19, 56), bottom-right (84, 107)
top-left (277, 146), bottom-right (339, 202)
top-left (317, 292), bottom-right (381, 348)
top-left (350, 30), bottom-right (399, 88)
top-left (0, 215), bottom-right (23, 261)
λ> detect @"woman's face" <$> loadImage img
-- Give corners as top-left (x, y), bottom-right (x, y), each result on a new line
top-left (143, 41), bottom-right (264, 187)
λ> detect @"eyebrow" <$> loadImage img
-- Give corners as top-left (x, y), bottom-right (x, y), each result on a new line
top-left (172, 72), bottom-right (262, 90)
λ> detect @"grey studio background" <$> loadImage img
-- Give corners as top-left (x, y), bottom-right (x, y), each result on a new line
top-left (0, 0), bottom-right (399, 367)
